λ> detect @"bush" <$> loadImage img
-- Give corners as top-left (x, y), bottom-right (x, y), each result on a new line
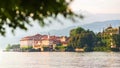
top-left (55, 46), bottom-right (66, 51)
top-left (93, 46), bottom-right (111, 51)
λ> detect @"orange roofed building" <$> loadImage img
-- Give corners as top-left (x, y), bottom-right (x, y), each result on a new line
top-left (20, 34), bottom-right (69, 50)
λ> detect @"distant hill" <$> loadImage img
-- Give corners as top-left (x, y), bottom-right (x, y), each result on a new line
top-left (48, 20), bottom-right (120, 36)
top-left (81, 20), bottom-right (120, 32)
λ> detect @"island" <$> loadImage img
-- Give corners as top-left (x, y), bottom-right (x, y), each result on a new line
top-left (5, 25), bottom-right (120, 52)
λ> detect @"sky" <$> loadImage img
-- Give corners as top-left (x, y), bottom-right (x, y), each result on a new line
top-left (0, 0), bottom-right (120, 50)
top-left (70, 0), bottom-right (120, 14)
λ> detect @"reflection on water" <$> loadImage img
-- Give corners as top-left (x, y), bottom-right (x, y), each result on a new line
top-left (0, 52), bottom-right (120, 68)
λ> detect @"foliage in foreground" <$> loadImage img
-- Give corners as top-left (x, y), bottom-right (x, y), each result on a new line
top-left (0, 0), bottom-right (82, 36)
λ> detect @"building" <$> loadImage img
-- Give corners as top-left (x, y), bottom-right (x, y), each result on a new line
top-left (20, 34), bottom-right (69, 51)
top-left (100, 25), bottom-right (120, 48)
top-left (103, 25), bottom-right (120, 35)
top-left (20, 34), bottom-right (42, 48)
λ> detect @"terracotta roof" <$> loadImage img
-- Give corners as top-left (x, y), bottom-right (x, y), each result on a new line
top-left (20, 34), bottom-right (70, 43)
top-left (20, 37), bottom-right (33, 41)
top-left (34, 34), bottom-right (41, 36)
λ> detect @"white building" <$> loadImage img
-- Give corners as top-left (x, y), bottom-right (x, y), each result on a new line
top-left (20, 34), bottom-right (69, 50)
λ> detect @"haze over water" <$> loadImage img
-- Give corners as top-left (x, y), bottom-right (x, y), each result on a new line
top-left (0, 52), bottom-right (120, 68)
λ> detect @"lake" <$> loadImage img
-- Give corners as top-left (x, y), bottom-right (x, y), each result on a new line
top-left (0, 52), bottom-right (120, 68)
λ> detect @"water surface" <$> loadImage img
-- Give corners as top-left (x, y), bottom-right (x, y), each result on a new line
top-left (0, 52), bottom-right (120, 68)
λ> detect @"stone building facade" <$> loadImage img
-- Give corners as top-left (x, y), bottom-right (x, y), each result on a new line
top-left (20, 34), bottom-right (69, 51)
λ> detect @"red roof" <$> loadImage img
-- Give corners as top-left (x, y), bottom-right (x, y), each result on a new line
top-left (20, 34), bottom-right (69, 43)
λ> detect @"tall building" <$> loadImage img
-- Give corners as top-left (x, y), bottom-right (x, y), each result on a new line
top-left (101, 25), bottom-right (120, 48)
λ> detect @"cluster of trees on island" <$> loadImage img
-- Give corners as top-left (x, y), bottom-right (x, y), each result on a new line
top-left (67, 27), bottom-right (120, 52)
top-left (6, 27), bottom-right (120, 52)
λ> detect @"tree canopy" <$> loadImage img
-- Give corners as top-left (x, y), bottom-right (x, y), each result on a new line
top-left (67, 27), bottom-right (96, 51)
top-left (0, 0), bottom-right (81, 36)
top-left (113, 34), bottom-right (120, 48)
top-left (67, 27), bottom-right (120, 52)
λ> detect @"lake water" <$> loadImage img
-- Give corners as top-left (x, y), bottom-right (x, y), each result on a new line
top-left (0, 52), bottom-right (120, 68)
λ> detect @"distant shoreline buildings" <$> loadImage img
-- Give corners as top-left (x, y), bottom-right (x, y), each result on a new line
top-left (20, 25), bottom-right (120, 52)
top-left (20, 34), bottom-right (69, 51)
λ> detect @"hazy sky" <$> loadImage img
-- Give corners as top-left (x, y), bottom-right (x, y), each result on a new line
top-left (70, 0), bottom-right (120, 14)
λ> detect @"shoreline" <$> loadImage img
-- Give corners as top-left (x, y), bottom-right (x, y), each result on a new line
top-left (3, 50), bottom-right (120, 52)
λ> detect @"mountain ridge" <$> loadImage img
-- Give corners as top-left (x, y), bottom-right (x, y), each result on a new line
top-left (48, 20), bottom-right (120, 36)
